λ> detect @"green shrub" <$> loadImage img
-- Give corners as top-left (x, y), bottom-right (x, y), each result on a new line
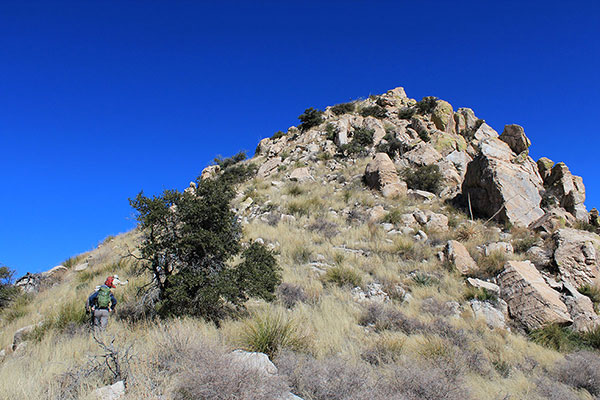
top-left (298, 107), bottom-right (324, 132)
top-left (411, 272), bottom-right (438, 287)
top-left (291, 246), bottom-right (312, 264)
top-left (579, 284), bottom-right (600, 311)
top-left (0, 265), bottom-right (19, 311)
top-left (241, 313), bottom-right (307, 358)
top-left (341, 126), bottom-right (374, 155)
top-left (574, 220), bottom-right (597, 233)
top-left (416, 96), bottom-right (438, 114)
top-left (463, 286), bottom-right (497, 302)
top-left (286, 184), bottom-right (304, 197)
top-left (331, 102), bottom-right (355, 115)
top-left (402, 165), bottom-right (443, 194)
top-left (383, 209), bottom-right (403, 225)
top-left (360, 105), bottom-right (386, 119)
top-left (376, 133), bottom-right (406, 159)
top-left (323, 266), bottom-right (363, 287)
top-left (271, 130), bottom-right (285, 140)
top-left (213, 151), bottom-right (247, 169)
top-left (512, 236), bottom-right (538, 254)
top-left (530, 324), bottom-right (582, 352)
top-left (476, 251), bottom-right (508, 278)
top-left (398, 107), bottom-right (416, 119)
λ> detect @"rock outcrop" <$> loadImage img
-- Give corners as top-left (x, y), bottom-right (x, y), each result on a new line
top-left (462, 137), bottom-right (545, 227)
top-left (543, 162), bottom-right (588, 221)
top-left (552, 228), bottom-right (600, 287)
top-left (499, 124), bottom-right (531, 154)
top-left (498, 260), bottom-right (572, 330)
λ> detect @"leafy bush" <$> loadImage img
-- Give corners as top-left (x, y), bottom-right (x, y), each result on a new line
top-left (376, 133), bottom-right (406, 159)
top-left (411, 272), bottom-right (438, 287)
top-left (341, 126), bottom-right (374, 155)
top-left (323, 266), bottom-right (363, 288)
top-left (331, 102), bottom-right (355, 115)
top-left (382, 208), bottom-right (404, 225)
top-left (271, 130), bottom-right (285, 140)
top-left (213, 151), bottom-right (247, 169)
top-left (416, 96), bottom-right (439, 114)
top-left (530, 324), bottom-right (581, 352)
top-left (241, 313), bottom-right (307, 358)
top-left (359, 105), bottom-right (386, 119)
top-left (298, 107), bottom-right (324, 132)
top-left (277, 283), bottom-right (307, 308)
top-left (129, 176), bottom-right (280, 323)
top-left (398, 106), bottom-right (416, 119)
top-left (325, 122), bottom-right (338, 141)
top-left (402, 164), bottom-right (443, 194)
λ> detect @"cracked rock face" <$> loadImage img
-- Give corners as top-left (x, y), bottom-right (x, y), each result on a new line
top-left (552, 228), bottom-right (600, 288)
top-left (364, 153), bottom-right (407, 198)
top-left (498, 260), bottom-right (572, 330)
top-left (462, 138), bottom-right (544, 227)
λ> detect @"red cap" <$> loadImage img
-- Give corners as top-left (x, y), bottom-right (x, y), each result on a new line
top-left (105, 276), bottom-right (116, 288)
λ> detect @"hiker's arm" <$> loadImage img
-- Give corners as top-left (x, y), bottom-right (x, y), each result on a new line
top-left (110, 293), bottom-right (117, 310)
top-left (88, 292), bottom-right (98, 309)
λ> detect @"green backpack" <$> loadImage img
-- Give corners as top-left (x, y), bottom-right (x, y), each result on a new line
top-left (97, 286), bottom-right (111, 308)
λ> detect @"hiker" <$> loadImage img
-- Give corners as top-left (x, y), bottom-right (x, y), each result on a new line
top-left (86, 282), bottom-right (117, 332)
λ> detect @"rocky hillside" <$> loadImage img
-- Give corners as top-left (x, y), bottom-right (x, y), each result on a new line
top-left (2, 87), bottom-right (600, 400)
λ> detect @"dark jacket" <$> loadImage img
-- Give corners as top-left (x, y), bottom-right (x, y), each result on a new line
top-left (87, 285), bottom-right (117, 310)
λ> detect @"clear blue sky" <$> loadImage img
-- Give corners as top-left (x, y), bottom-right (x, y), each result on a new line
top-left (1, 1), bottom-right (599, 277)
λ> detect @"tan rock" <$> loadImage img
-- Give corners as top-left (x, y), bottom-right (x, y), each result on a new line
top-left (289, 167), bottom-right (313, 182)
top-left (13, 324), bottom-right (36, 351)
top-left (201, 165), bottom-right (220, 180)
top-left (257, 157), bottom-right (282, 178)
top-left (499, 124), bottom-right (531, 154)
top-left (562, 282), bottom-right (600, 332)
top-left (363, 117), bottom-right (386, 146)
top-left (364, 153), bottom-right (406, 198)
top-left (498, 260), bottom-right (572, 330)
top-left (368, 205), bottom-right (388, 222)
top-left (545, 162), bottom-right (588, 221)
top-left (255, 138), bottom-right (272, 156)
top-left (402, 142), bottom-right (442, 166)
top-left (553, 228), bottom-right (600, 287)
top-left (445, 240), bottom-right (478, 275)
top-left (466, 277), bottom-right (500, 296)
top-left (537, 157), bottom-right (554, 182)
top-left (462, 138), bottom-right (544, 227)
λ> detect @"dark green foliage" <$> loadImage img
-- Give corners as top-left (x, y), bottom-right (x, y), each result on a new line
top-left (418, 129), bottom-right (431, 142)
top-left (463, 286), bottom-right (498, 303)
top-left (341, 126), bottom-right (374, 156)
top-left (213, 151), bottom-right (247, 169)
top-left (271, 130), bottom-right (285, 140)
top-left (529, 324), bottom-right (600, 352)
top-left (331, 102), bottom-right (355, 115)
top-left (398, 107), bottom-right (416, 119)
top-left (360, 105), bottom-right (387, 119)
top-left (402, 164), bottom-right (443, 194)
top-left (220, 162), bottom-right (257, 185)
top-left (578, 284), bottom-right (600, 311)
top-left (0, 265), bottom-right (18, 310)
top-left (298, 107), bottom-right (324, 132)
top-left (376, 133), bottom-right (407, 159)
top-left (574, 220), bottom-right (598, 233)
top-left (416, 96), bottom-right (439, 114)
top-left (512, 236), bottom-right (538, 254)
top-left (129, 175), bottom-right (280, 323)
top-left (325, 123), bottom-right (338, 141)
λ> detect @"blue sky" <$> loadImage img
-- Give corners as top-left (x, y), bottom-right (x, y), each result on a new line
top-left (1, 0), bottom-right (599, 277)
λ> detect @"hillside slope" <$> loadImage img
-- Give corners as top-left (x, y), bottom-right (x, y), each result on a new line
top-left (2, 87), bottom-right (600, 399)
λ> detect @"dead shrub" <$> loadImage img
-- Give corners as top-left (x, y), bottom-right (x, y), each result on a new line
top-left (277, 283), bottom-right (308, 308)
top-left (359, 303), bottom-right (426, 334)
top-left (535, 377), bottom-right (580, 400)
top-left (554, 351), bottom-right (600, 397)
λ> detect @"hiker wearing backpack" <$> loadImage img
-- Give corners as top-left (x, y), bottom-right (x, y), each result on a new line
top-left (87, 283), bottom-right (117, 331)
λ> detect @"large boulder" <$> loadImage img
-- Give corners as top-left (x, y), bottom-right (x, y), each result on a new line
top-left (402, 142), bottom-right (442, 166)
top-left (552, 228), bottom-right (600, 288)
top-left (364, 153), bottom-right (407, 198)
top-left (498, 260), bottom-right (572, 330)
top-left (201, 165), bottom-right (221, 180)
top-left (94, 381), bottom-right (125, 400)
top-left (461, 138), bottom-right (545, 227)
top-left (544, 162), bottom-right (588, 221)
top-left (257, 157), bottom-right (282, 178)
top-left (332, 115), bottom-right (364, 146)
top-left (499, 124), bottom-right (531, 154)
top-left (537, 157), bottom-right (554, 182)
top-left (289, 167), bottom-right (314, 182)
top-left (562, 282), bottom-right (600, 332)
top-left (230, 350), bottom-right (278, 375)
top-left (445, 240), bottom-right (478, 275)
top-left (454, 108), bottom-right (479, 137)
top-left (363, 117), bottom-right (387, 146)
top-left (431, 100), bottom-right (455, 133)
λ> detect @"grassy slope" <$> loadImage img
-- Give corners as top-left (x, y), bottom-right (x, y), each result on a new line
top-left (0, 158), bottom-right (591, 399)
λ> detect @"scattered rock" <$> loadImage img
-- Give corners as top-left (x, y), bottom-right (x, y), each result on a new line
top-left (352, 282), bottom-right (389, 303)
top-left (445, 240), bottom-right (478, 275)
top-left (239, 197), bottom-right (253, 212)
top-left (230, 350), bottom-right (278, 375)
top-left (484, 242), bottom-right (514, 256)
top-left (403, 142), bottom-right (443, 166)
top-left (470, 300), bottom-right (506, 329)
top-left (525, 245), bottom-right (554, 270)
top-left (280, 214), bottom-right (296, 223)
top-left (466, 278), bottom-right (500, 296)
top-left (562, 282), bottom-right (600, 332)
top-left (407, 189), bottom-right (436, 202)
top-left (368, 205), bottom-right (388, 222)
top-left (94, 381), bottom-right (125, 400)
top-left (544, 162), bottom-right (588, 221)
top-left (529, 208), bottom-right (572, 235)
top-left (74, 262), bottom-right (89, 272)
top-left (12, 324), bottom-right (36, 351)
top-left (414, 230), bottom-right (428, 241)
top-left (537, 157), bottom-right (554, 182)
top-left (498, 260), bottom-right (571, 330)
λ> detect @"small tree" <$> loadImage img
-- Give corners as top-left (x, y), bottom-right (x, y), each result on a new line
top-left (298, 108), bottom-right (324, 132)
top-left (0, 265), bottom-right (18, 310)
top-left (129, 175), bottom-right (280, 323)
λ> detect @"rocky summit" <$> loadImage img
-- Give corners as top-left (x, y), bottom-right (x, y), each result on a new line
top-left (2, 87), bottom-right (600, 400)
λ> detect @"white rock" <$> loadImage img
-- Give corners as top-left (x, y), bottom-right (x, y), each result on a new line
top-left (230, 350), bottom-right (277, 375)
top-left (94, 381), bottom-right (125, 400)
